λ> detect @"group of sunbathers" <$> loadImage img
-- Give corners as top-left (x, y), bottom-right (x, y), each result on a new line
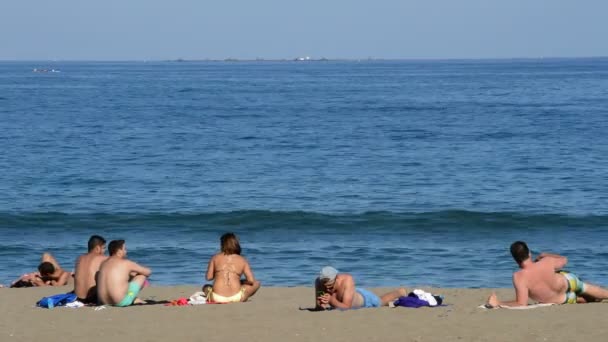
top-left (9, 236), bottom-right (153, 306)
top-left (5, 235), bottom-right (608, 308)
top-left (6, 233), bottom-right (261, 306)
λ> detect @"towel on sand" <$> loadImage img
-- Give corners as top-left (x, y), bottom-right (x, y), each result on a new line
top-left (478, 303), bottom-right (555, 310)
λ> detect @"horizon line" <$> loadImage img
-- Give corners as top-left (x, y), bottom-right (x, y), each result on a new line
top-left (1, 56), bottom-right (607, 63)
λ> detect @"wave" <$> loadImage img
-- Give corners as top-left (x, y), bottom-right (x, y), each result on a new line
top-left (1, 210), bottom-right (606, 230)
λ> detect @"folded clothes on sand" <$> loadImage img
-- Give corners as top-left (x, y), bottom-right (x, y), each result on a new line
top-left (65, 300), bottom-right (85, 308)
top-left (393, 289), bottom-right (444, 308)
top-left (188, 291), bottom-right (208, 305)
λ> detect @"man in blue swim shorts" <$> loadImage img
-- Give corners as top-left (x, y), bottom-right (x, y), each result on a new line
top-left (487, 241), bottom-right (608, 307)
top-left (96, 240), bottom-right (152, 307)
top-left (315, 266), bottom-right (406, 310)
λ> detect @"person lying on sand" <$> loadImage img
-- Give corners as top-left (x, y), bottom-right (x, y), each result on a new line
top-left (97, 240), bottom-right (151, 306)
top-left (205, 232), bottom-right (261, 303)
top-left (315, 266), bottom-right (406, 310)
top-left (10, 253), bottom-right (71, 287)
top-left (73, 235), bottom-right (108, 304)
top-left (487, 241), bottom-right (608, 307)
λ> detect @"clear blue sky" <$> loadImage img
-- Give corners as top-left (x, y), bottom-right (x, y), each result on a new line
top-left (1, 0), bottom-right (606, 60)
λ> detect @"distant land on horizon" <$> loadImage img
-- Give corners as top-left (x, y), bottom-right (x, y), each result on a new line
top-left (1, 56), bottom-right (608, 63)
top-left (0, 56), bottom-right (608, 63)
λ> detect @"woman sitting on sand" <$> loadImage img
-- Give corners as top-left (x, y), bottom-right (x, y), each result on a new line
top-left (205, 232), bottom-right (261, 303)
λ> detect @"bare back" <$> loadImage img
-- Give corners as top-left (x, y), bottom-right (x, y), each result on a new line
top-left (74, 253), bottom-right (107, 301)
top-left (516, 258), bottom-right (568, 304)
top-left (97, 257), bottom-right (139, 305)
top-left (207, 253), bottom-right (252, 296)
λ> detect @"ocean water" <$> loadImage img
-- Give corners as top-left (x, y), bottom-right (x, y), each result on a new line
top-left (1, 59), bottom-right (607, 288)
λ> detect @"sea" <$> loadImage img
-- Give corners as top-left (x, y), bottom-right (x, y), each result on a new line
top-left (1, 58), bottom-right (607, 288)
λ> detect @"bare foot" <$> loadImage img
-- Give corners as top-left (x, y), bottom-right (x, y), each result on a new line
top-left (487, 292), bottom-right (499, 308)
top-left (133, 298), bottom-right (146, 305)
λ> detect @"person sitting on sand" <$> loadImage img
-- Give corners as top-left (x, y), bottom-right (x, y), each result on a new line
top-left (487, 241), bottom-right (608, 307)
top-left (315, 266), bottom-right (406, 310)
top-left (97, 240), bottom-right (151, 306)
top-left (10, 253), bottom-right (71, 288)
top-left (202, 284), bottom-right (213, 300)
top-left (73, 235), bottom-right (108, 303)
top-left (205, 232), bottom-right (261, 303)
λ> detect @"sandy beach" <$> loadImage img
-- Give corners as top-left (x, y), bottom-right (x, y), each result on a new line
top-left (1, 285), bottom-right (606, 342)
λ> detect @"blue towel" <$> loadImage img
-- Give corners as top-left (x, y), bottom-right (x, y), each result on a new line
top-left (37, 293), bottom-right (77, 309)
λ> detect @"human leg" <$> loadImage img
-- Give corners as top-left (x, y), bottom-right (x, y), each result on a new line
top-left (41, 253), bottom-right (62, 270)
top-left (115, 275), bottom-right (147, 307)
top-left (380, 288), bottom-right (407, 306)
top-left (580, 283), bottom-right (608, 302)
top-left (241, 280), bottom-right (261, 302)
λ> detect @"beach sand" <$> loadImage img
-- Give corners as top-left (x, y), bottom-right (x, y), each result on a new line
top-left (1, 286), bottom-right (606, 342)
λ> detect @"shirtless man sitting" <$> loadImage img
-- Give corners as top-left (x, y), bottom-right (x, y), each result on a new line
top-left (315, 266), bottom-right (406, 310)
top-left (97, 240), bottom-right (151, 307)
top-left (73, 235), bottom-right (108, 303)
top-left (10, 253), bottom-right (71, 288)
top-left (205, 233), bottom-right (261, 303)
top-left (487, 241), bottom-right (608, 307)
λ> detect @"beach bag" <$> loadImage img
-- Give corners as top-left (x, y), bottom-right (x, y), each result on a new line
top-left (37, 293), bottom-right (77, 309)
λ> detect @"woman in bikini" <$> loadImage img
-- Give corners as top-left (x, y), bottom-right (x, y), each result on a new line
top-left (205, 233), bottom-right (261, 303)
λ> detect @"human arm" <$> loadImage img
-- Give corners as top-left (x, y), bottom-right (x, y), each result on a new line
top-left (314, 278), bottom-right (331, 310)
top-left (205, 256), bottom-right (215, 281)
top-left (536, 253), bottom-right (567, 270)
top-left (30, 275), bottom-right (48, 287)
top-left (50, 271), bottom-right (71, 286)
top-left (241, 259), bottom-right (257, 285)
top-left (129, 261), bottom-right (152, 277)
top-left (327, 277), bottom-right (356, 309)
top-left (487, 273), bottom-right (529, 307)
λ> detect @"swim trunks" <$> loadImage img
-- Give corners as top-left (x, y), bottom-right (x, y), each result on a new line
top-left (115, 281), bottom-right (141, 307)
top-left (559, 271), bottom-right (586, 304)
top-left (210, 287), bottom-right (245, 303)
top-left (77, 294), bottom-right (98, 305)
top-left (356, 288), bottom-right (381, 308)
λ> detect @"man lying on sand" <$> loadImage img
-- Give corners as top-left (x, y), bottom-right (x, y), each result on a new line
top-left (73, 235), bottom-right (108, 304)
top-left (487, 241), bottom-right (608, 307)
top-left (10, 253), bottom-right (71, 287)
top-left (315, 266), bottom-right (406, 310)
top-left (97, 240), bottom-right (151, 306)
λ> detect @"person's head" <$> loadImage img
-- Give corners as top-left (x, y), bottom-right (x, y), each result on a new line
top-left (220, 233), bottom-right (241, 255)
top-left (202, 284), bottom-right (212, 296)
top-left (510, 241), bottom-right (531, 265)
top-left (38, 262), bottom-right (55, 277)
top-left (108, 239), bottom-right (126, 257)
top-left (319, 266), bottom-right (338, 291)
top-left (87, 235), bottom-right (106, 254)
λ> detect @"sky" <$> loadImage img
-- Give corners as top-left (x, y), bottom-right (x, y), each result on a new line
top-left (1, 0), bottom-right (607, 60)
